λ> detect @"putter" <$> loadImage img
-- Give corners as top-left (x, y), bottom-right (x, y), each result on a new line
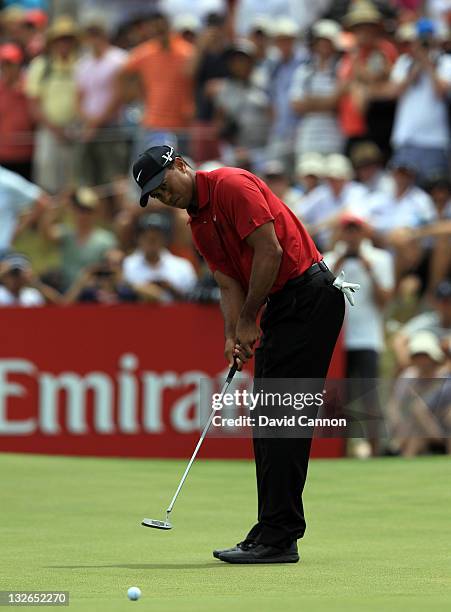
top-left (142, 361), bottom-right (238, 530)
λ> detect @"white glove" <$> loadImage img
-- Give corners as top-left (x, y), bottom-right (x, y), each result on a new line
top-left (333, 270), bottom-right (360, 306)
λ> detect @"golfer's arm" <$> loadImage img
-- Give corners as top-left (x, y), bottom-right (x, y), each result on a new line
top-left (241, 222), bottom-right (283, 320)
top-left (214, 271), bottom-right (245, 339)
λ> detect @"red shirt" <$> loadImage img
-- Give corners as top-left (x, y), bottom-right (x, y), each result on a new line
top-left (190, 168), bottom-right (321, 293)
top-left (0, 76), bottom-right (34, 162)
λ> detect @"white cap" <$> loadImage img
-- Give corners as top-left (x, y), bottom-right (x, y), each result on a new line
top-left (198, 160), bottom-right (224, 172)
top-left (312, 19), bottom-right (342, 47)
top-left (409, 332), bottom-right (445, 362)
top-left (325, 154), bottom-right (353, 180)
top-left (396, 22), bottom-right (417, 42)
top-left (173, 14), bottom-right (201, 33)
top-left (296, 152), bottom-right (325, 177)
top-left (248, 15), bottom-right (272, 36)
top-left (271, 17), bottom-right (300, 38)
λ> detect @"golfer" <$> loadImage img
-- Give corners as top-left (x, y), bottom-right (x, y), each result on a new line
top-left (133, 145), bottom-right (359, 564)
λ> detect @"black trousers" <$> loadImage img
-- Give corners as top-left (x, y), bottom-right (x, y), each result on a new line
top-left (245, 269), bottom-right (345, 548)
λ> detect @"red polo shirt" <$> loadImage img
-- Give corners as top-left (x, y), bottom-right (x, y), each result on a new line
top-left (190, 168), bottom-right (321, 293)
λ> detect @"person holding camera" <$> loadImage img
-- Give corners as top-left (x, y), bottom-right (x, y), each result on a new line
top-left (323, 212), bottom-right (394, 455)
top-left (0, 252), bottom-right (60, 306)
top-left (389, 18), bottom-right (451, 183)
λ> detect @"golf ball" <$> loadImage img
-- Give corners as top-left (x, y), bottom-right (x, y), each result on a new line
top-left (127, 587), bottom-right (141, 601)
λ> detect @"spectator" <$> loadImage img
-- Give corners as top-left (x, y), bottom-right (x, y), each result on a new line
top-left (0, 43), bottom-right (34, 180)
top-left (392, 279), bottom-right (451, 370)
top-left (350, 140), bottom-right (393, 193)
top-left (295, 153), bottom-right (368, 250)
top-left (123, 213), bottom-right (197, 303)
top-left (291, 19), bottom-right (344, 156)
top-left (387, 331), bottom-right (450, 457)
top-left (0, 252), bottom-right (60, 306)
top-left (265, 17), bottom-right (307, 171)
top-left (387, 19), bottom-right (451, 183)
top-left (21, 9), bottom-right (48, 60)
top-left (173, 14), bottom-right (201, 46)
top-left (163, 0), bottom-right (227, 23)
top-left (367, 155), bottom-right (436, 243)
top-left (64, 256), bottom-right (137, 304)
top-left (234, 0), bottom-right (333, 37)
top-left (260, 160), bottom-right (299, 210)
top-left (293, 152), bottom-right (325, 196)
top-left (214, 40), bottom-right (270, 168)
top-left (26, 16), bottom-right (79, 193)
top-left (190, 12), bottom-right (230, 163)
top-left (123, 12), bottom-right (194, 155)
top-left (74, 13), bottom-right (128, 193)
top-left (0, 4), bottom-right (26, 44)
top-left (0, 164), bottom-right (48, 257)
top-left (324, 213), bottom-right (395, 455)
top-left (40, 187), bottom-right (118, 290)
top-left (338, 1), bottom-right (397, 154)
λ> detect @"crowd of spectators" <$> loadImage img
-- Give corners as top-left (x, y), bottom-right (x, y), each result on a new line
top-left (0, 0), bottom-right (450, 456)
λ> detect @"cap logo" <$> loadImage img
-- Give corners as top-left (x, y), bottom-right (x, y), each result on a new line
top-left (162, 146), bottom-right (174, 166)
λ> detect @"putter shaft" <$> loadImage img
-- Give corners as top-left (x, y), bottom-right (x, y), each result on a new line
top-left (166, 364), bottom-right (237, 516)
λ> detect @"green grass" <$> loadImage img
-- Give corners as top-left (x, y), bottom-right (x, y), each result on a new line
top-left (1, 454), bottom-right (450, 611)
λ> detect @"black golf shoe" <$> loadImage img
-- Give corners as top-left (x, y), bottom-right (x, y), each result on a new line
top-left (213, 540), bottom-right (257, 560)
top-left (218, 542), bottom-right (299, 564)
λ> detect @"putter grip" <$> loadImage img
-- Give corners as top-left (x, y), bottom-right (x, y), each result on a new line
top-left (226, 360), bottom-right (238, 382)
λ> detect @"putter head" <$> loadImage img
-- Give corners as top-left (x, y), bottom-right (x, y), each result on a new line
top-left (141, 518), bottom-right (172, 530)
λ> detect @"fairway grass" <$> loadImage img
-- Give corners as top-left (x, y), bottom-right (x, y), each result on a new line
top-left (1, 453), bottom-right (450, 611)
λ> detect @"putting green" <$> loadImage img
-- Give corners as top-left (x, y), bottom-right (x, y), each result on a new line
top-left (1, 453), bottom-right (450, 611)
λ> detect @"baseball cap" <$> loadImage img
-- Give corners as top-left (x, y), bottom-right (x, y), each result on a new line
top-left (72, 187), bottom-right (99, 211)
top-left (296, 152), bottom-right (325, 177)
top-left (312, 19), bottom-right (342, 46)
top-left (325, 154), bottom-right (353, 180)
top-left (3, 252), bottom-right (30, 272)
top-left (339, 212), bottom-right (366, 228)
top-left (408, 331), bottom-right (444, 362)
top-left (436, 279), bottom-right (451, 300)
top-left (137, 213), bottom-right (171, 235)
top-left (133, 145), bottom-right (177, 208)
top-left (350, 141), bottom-right (382, 168)
top-left (271, 17), bottom-right (300, 38)
top-left (262, 159), bottom-right (286, 177)
top-left (389, 154), bottom-right (418, 175)
top-left (0, 43), bottom-right (23, 64)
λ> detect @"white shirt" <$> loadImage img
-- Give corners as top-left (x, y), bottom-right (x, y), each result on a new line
top-left (0, 286), bottom-right (44, 306)
top-left (290, 57), bottom-right (343, 155)
top-left (367, 185), bottom-right (436, 234)
top-left (163, 0), bottom-right (226, 21)
top-left (324, 240), bottom-right (395, 351)
top-left (294, 181), bottom-right (368, 247)
top-left (391, 53), bottom-right (451, 148)
top-left (75, 46), bottom-right (127, 120)
top-left (234, 0), bottom-right (331, 35)
top-left (0, 166), bottom-right (42, 251)
top-left (123, 249), bottom-right (197, 302)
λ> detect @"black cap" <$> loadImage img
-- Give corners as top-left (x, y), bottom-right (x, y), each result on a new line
top-left (137, 213), bottom-right (171, 235)
top-left (132, 145), bottom-right (176, 208)
top-left (436, 279), bottom-right (451, 300)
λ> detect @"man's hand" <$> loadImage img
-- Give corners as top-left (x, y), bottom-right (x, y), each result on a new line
top-left (234, 315), bottom-right (260, 366)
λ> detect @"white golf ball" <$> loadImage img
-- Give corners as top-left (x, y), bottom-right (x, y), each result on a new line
top-left (127, 587), bottom-right (141, 601)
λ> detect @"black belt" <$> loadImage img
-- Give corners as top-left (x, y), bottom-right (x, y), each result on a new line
top-left (267, 261), bottom-right (334, 305)
top-left (283, 260), bottom-right (332, 289)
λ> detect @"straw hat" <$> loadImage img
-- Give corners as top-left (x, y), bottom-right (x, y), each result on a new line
top-left (343, 1), bottom-right (381, 29)
top-left (46, 15), bottom-right (78, 42)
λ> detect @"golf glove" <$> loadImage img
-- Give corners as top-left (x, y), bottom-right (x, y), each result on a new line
top-left (333, 271), bottom-right (360, 306)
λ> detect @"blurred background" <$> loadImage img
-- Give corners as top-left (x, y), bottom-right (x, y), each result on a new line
top-left (0, 0), bottom-right (450, 459)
